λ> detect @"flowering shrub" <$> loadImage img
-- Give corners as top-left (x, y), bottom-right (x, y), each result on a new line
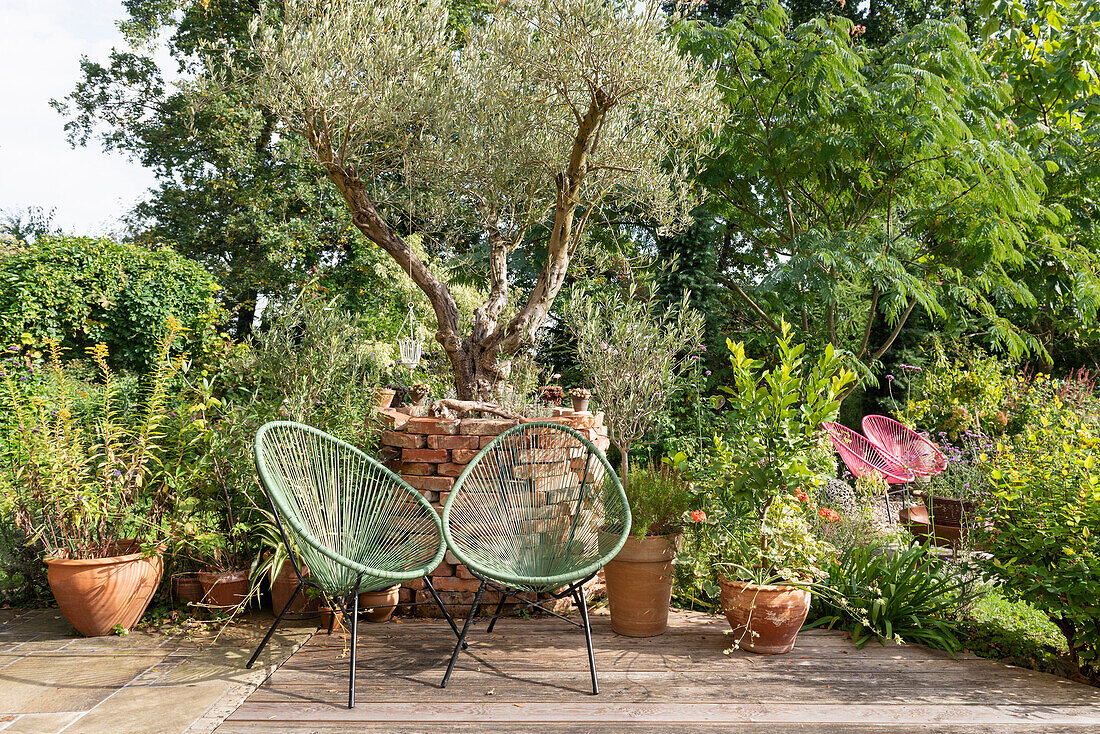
top-left (0, 326), bottom-right (183, 559)
top-left (680, 326), bottom-right (855, 592)
top-left (978, 411), bottom-right (1100, 684)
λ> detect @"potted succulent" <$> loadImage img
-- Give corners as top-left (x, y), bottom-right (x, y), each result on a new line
top-left (603, 458), bottom-right (694, 636)
top-left (0, 332), bottom-right (183, 636)
top-left (539, 384), bottom-right (564, 406)
top-left (691, 325), bottom-right (854, 654)
top-left (569, 387), bottom-right (591, 413)
top-left (407, 382), bottom-right (430, 407)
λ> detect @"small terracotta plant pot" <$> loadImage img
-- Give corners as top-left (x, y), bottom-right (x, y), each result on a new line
top-left (319, 604), bottom-right (344, 632)
top-left (46, 541), bottom-right (164, 637)
top-left (172, 573), bottom-right (204, 608)
top-left (571, 396), bottom-right (590, 413)
top-left (358, 584), bottom-right (401, 623)
top-left (718, 577), bottom-right (810, 654)
top-left (604, 534), bottom-right (679, 637)
top-left (198, 569), bottom-right (250, 609)
top-left (271, 563), bottom-right (319, 618)
top-left (373, 387), bottom-right (396, 408)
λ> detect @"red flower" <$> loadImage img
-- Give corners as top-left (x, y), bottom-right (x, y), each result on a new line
top-left (690, 510), bottom-right (707, 523)
top-left (819, 508), bottom-right (841, 522)
top-left (795, 490), bottom-right (809, 503)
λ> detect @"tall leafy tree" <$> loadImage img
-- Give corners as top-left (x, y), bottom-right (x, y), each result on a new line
top-left (253, 0), bottom-right (722, 399)
top-left (981, 0), bottom-right (1100, 367)
top-left (677, 2), bottom-right (1084, 376)
top-left (53, 0), bottom-right (365, 336)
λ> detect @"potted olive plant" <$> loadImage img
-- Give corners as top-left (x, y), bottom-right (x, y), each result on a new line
top-left (0, 329), bottom-right (183, 636)
top-left (603, 459), bottom-right (695, 636)
top-left (690, 324), bottom-right (854, 654)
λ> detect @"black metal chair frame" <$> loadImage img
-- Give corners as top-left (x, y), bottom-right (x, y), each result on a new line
top-left (246, 496), bottom-right (465, 708)
top-left (440, 570), bottom-right (600, 695)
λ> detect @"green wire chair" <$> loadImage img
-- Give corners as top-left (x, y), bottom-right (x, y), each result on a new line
top-left (441, 421), bottom-right (630, 694)
top-left (249, 421), bottom-right (459, 708)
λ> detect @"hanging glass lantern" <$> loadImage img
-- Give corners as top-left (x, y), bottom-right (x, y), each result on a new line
top-left (397, 303), bottom-right (422, 369)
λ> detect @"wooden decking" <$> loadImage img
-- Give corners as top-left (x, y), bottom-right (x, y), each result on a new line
top-left (217, 610), bottom-right (1100, 733)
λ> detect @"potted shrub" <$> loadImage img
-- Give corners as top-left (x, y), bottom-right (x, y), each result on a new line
top-left (603, 460), bottom-right (694, 636)
top-left (690, 324), bottom-right (854, 654)
top-left (569, 387), bottom-right (591, 413)
top-left (0, 331), bottom-right (184, 636)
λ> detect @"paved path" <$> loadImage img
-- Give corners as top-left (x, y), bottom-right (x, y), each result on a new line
top-left (0, 608), bottom-right (312, 734)
top-left (218, 609), bottom-right (1100, 733)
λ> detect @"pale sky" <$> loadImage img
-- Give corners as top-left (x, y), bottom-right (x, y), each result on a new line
top-left (0, 1), bottom-right (160, 235)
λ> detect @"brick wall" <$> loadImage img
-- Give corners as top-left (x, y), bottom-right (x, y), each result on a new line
top-left (375, 407), bottom-right (610, 617)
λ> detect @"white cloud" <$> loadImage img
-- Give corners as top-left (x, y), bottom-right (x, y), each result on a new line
top-left (0, 1), bottom-right (159, 236)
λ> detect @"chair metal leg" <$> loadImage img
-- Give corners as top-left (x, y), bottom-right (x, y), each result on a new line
top-left (885, 489), bottom-right (896, 526)
top-left (574, 583), bottom-right (599, 695)
top-left (485, 589), bottom-right (508, 633)
top-left (348, 589), bottom-right (360, 708)
top-left (423, 576), bottom-right (466, 646)
top-left (441, 580), bottom-right (485, 689)
top-left (247, 581), bottom-right (303, 669)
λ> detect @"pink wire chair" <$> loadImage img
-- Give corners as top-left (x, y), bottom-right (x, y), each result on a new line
top-left (821, 421), bottom-right (914, 524)
top-left (861, 415), bottom-right (947, 478)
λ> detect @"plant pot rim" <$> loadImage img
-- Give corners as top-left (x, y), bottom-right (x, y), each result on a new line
top-left (45, 541), bottom-right (165, 567)
top-left (198, 568), bottom-right (250, 581)
top-left (717, 575), bottom-right (809, 593)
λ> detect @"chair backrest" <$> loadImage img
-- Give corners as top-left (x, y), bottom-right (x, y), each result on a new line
top-left (821, 421), bottom-right (913, 485)
top-left (254, 421), bottom-right (444, 595)
top-left (862, 415), bottom-right (946, 477)
top-left (442, 422), bottom-right (630, 591)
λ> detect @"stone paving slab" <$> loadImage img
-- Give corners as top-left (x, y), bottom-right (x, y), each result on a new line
top-left (0, 608), bottom-right (314, 734)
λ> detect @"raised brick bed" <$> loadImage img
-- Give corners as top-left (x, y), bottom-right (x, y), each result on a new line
top-left (375, 407), bottom-right (610, 617)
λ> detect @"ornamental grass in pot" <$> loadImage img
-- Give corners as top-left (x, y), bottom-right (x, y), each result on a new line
top-left (688, 325), bottom-right (854, 654)
top-left (604, 460), bottom-right (696, 637)
top-left (0, 330), bottom-right (184, 636)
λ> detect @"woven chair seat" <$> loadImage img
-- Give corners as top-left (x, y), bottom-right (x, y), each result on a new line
top-left (255, 421), bottom-right (446, 595)
top-left (443, 422), bottom-right (629, 592)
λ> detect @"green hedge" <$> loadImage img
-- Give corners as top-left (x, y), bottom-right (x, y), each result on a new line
top-left (0, 237), bottom-right (223, 369)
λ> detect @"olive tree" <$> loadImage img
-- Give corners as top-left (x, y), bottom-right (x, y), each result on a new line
top-left (252, 0), bottom-right (721, 400)
top-left (568, 287), bottom-right (704, 485)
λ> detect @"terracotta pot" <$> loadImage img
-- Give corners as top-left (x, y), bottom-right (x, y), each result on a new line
top-left (718, 577), bottom-right (811, 654)
top-left (358, 584), bottom-right (401, 623)
top-left (271, 562), bottom-right (319, 618)
top-left (198, 569), bottom-right (250, 609)
top-left (319, 604), bottom-right (344, 631)
top-left (571, 396), bottom-right (590, 413)
top-left (172, 573), bottom-right (204, 607)
top-left (45, 541), bottom-right (164, 637)
top-left (373, 387), bottom-right (396, 408)
top-left (604, 534), bottom-right (679, 637)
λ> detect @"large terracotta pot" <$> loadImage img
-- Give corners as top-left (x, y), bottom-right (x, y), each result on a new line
top-left (900, 505), bottom-right (964, 547)
top-left (358, 584), bottom-right (401, 623)
top-left (198, 568), bottom-right (250, 609)
top-left (718, 577), bottom-right (811, 654)
top-left (604, 534), bottom-right (679, 637)
top-left (46, 541), bottom-right (164, 637)
top-left (271, 562), bottom-right (319, 618)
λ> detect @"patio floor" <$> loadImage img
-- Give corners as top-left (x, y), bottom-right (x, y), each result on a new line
top-left (216, 609), bottom-right (1100, 733)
